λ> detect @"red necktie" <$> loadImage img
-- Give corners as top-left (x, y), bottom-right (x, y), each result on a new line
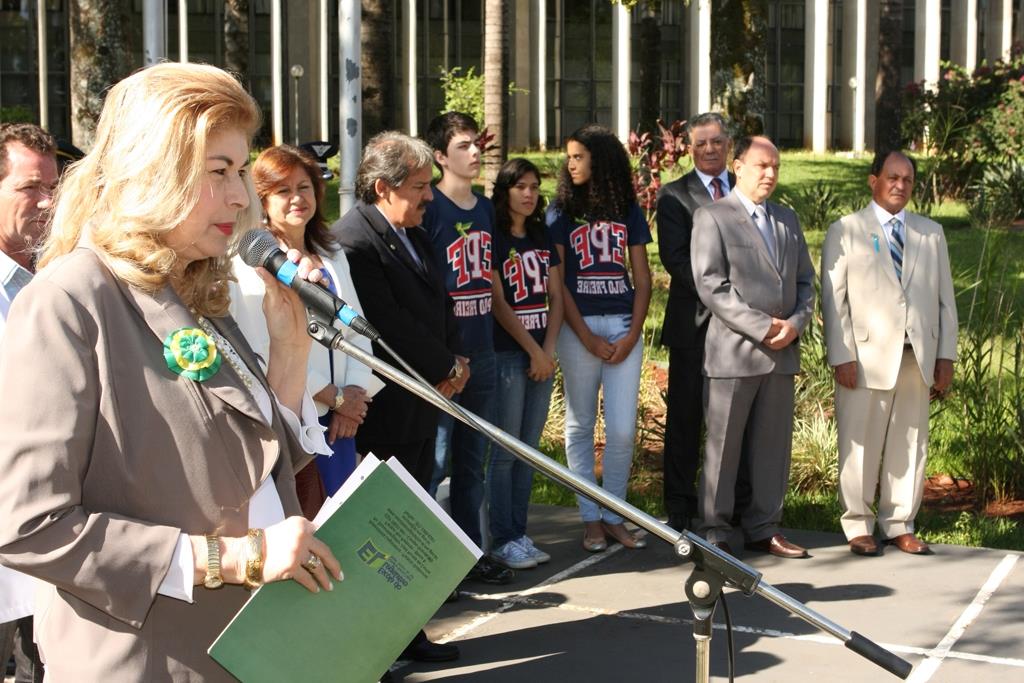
top-left (710, 177), bottom-right (724, 201)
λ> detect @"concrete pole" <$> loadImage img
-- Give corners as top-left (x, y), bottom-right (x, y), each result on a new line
top-left (914, 0), bottom-right (941, 89)
top-left (320, 0), bottom-right (330, 140)
top-left (611, 3), bottom-right (630, 142)
top-left (536, 0), bottom-right (547, 150)
top-left (803, 0), bottom-right (828, 152)
top-left (178, 0), bottom-right (188, 62)
top-left (142, 0), bottom-right (166, 65)
top-left (402, 0), bottom-right (418, 137)
top-left (36, 0), bottom-right (47, 129)
top-left (338, 0), bottom-right (361, 216)
top-left (840, 0), bottom-right (867, 153)
top-left (271, 0), bottom-right (284, 145)
top-left (950, 0), bottom-right (978, 73)
top-left (985, 0), bottom-right (1013, 63)
top-left (688, 0), bottom-right (711, 115)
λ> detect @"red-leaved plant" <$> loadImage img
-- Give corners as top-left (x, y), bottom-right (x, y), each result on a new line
top-left (628, 119), bottom-right (689, 223)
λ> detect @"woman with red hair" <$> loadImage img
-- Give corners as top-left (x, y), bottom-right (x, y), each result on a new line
top-left (231, 145), bottom-right (380, 515)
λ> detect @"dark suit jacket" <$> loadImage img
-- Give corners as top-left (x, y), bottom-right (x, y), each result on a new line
top-left (656, 170), bottom-right (736, 349)
top-left (691, 192), bottom-right (816, 378)
top-left (333, 202), bottom-right (459, 444)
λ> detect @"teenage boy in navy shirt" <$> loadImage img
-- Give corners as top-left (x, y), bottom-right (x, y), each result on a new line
top-left (422, 112), bottom-right (511, 585)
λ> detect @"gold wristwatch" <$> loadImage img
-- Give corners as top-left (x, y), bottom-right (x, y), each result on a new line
top-left (333, 388), bottom-right (345, 412)
top-left (204, 534), bottom-right (224, 589)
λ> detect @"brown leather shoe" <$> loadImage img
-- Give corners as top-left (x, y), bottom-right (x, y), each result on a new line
top-left (848, 535), bottom-right (879, 556)
top-left (744, 534), bottom-right (809, 558)
top-left (885, 533), bottom-right (931, 555)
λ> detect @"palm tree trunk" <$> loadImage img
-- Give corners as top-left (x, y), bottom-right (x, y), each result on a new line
top-left (69, 0), bottom-right (132, 150)
top-left (875, 0), bottom-right (904, 151)
top-left (224, 0), bottom-right (249, 87)
top-left (362, 0), bottom-right (395, 139)
top-left (482, 0), bottom-right (506, 193)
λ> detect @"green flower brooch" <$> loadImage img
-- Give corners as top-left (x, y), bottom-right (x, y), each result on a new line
top-left (163, 327), bottom-right (222, 382)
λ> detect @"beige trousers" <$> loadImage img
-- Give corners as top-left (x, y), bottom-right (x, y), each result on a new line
top-left (836, 349), bottom-right (930, 540)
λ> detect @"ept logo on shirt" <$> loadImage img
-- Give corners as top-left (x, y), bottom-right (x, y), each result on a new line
top-left (569, 220), bottom-right (626, 269)
top-left (446, 222), bottom-right (493, 287)
top-left (502, 248), bottom-right (552, 303)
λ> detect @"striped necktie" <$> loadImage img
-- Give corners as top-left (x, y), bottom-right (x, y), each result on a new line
top-left (888, 217), bottom-right (904, 281)
top-left (710, 177), bottom-right (724, 201)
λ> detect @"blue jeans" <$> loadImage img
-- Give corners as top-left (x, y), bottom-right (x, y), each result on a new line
top-left (429, 349), bottom-right (496, 546)
top-left (488, 350), bottom-right (555, 547)
top-left (557, 315), bottom-right (643, 524)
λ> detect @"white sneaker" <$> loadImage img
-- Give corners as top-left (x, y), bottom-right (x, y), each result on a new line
top-left (515, 535), bottom-right (551, 564)
top-left (490, 540), bottom-right (537, 569)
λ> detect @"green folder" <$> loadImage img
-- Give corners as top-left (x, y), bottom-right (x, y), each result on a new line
top-left (209, 455), bottom-right (481, 682)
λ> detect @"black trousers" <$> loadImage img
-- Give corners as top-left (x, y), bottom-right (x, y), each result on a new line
top-left (663, 345), bottom-right (706, 520)
top-left (356, 437), bottom-right (437, 490)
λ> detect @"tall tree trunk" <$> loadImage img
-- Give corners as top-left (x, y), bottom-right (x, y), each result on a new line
top-left (875, 0), bottom-right (904, 151)
top-left (638, 7), bottom-right (662, 135)
top-left (69, 0), bottom-right (132, 150)
top-left (482, 0), bottom-right (506, 192)
top-left (362, 0), bottom-right (394, 139)
top-left (711, 0), bottom-right (767, 136)
top-left (224, 0), bottom-right (249, 87)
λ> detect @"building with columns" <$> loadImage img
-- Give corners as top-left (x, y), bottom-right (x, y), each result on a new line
top-left (1, 1), bottom-right (1021, 152)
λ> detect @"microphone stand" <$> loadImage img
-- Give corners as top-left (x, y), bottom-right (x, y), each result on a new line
top-left (307, 318), bottom-right (913, 681)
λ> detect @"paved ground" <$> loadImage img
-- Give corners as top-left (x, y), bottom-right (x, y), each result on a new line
top-left (394, 504), bottom-right (1023, 682)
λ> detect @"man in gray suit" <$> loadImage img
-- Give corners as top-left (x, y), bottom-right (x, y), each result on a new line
top-left (656, 112), bottom-right (736, 532)
top-left (691, 135), bottom-right (815, 558)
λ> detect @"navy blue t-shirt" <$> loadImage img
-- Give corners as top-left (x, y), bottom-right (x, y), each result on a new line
top-left (546, 202), bottom-right (652, 316)
top-left (422, 189), bottom-right (495, 353)
top-left (492, 229), bottom-right (561, 353)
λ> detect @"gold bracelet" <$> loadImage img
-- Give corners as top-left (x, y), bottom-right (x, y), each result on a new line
top-left (243, 528), bottom-right (265, 590)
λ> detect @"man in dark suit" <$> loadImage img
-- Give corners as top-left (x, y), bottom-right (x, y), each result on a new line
top-left (656, 112), bottom-right (735, 532)
top-left (691, 135), bottom-right (816, 559)
top-left (333, 131), bottom-right (468, 665)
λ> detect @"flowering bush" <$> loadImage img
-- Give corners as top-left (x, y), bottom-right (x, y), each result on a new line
top-left (627, 119), bottom-right (688, 223)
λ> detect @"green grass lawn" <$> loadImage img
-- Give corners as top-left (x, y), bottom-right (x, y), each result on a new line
top-left (316, 150), bottom-right (1024, 551)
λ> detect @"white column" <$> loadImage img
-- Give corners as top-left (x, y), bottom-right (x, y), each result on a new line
top-left (402, 0), bottom-right (418, 136)
top-left (1018, 0), bottom-right (1024, 47)
top-left (339, 0), bottom-right (361, 216)
top-left (536, 0), bottom-right (547, 150)
top-left (950, 0), bottom-right (978, 72)
top-left (142, 0), bottom-right (166, 65)
top-left (320, 0), bottom-right (330, 140)
top-left (611, 3), bottom-right (630, 142)
top-left (36, 0), bottom-right (47, 129)
top-left (178, 0), bottom-right (188, 62)
top-left (804, 0), bottom-right (828, 152)
top-left (985, 0), bottom-right (1013, 63)
top-left (914, 0), bottom-right (941, 89)
top-left (688, 0), bottom-right (711, 115)
top-left (271, 0), bottom-right (284, 145)
top-left (841, 0), bottom-right (867, 153)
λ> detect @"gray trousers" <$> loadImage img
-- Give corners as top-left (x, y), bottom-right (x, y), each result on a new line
top-left (1, 616), bottom-right (43, 683)
top-left (698, 373), bottom-right (795, 544)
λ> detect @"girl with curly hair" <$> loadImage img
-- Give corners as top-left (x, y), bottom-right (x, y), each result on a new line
top-left (548, 124), bottom-right (652, 553)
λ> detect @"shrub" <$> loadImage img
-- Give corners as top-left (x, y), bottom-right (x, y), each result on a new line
top-left (777, 181), bottom-right (853, 232)
top-left (438, 66), bottom-right (484, 126)
top-left (627, 119), bottom-right (688, 224)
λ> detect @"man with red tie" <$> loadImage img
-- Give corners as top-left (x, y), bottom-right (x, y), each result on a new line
top-left (656, 113), bottom-right (738, 533)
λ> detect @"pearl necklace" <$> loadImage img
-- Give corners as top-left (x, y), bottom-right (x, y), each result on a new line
top-left (194, 315), bottom-right (256, 392)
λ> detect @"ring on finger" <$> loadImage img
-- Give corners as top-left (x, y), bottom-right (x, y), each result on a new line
top-left (303, 553), bottom-right (322, 572)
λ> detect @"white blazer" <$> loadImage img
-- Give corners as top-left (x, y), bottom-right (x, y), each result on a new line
top-left (821, 205), bottom-right (958, 391)
top-left (230, 247), bottom-right (381, 416)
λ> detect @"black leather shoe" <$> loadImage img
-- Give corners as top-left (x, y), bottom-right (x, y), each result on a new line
top-left (400, 633), bottom-right (460, 663)
top-left (465, 557), bottom-right (514, 585)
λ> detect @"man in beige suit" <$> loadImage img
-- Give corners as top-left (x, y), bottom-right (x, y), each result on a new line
top-left (821, 150), bottom-right (957, 556)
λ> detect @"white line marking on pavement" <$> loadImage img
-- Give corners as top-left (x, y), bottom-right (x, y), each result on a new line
top-left (906, 553), bottom-right (1019, 682)
top-left (454, 578), bottom-right (1024, 671)
top-left (436, 543), bottom-right (628, 644)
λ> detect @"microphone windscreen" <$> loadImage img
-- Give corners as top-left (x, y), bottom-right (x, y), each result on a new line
top-left (238, 229), bottom-right (280, 268)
